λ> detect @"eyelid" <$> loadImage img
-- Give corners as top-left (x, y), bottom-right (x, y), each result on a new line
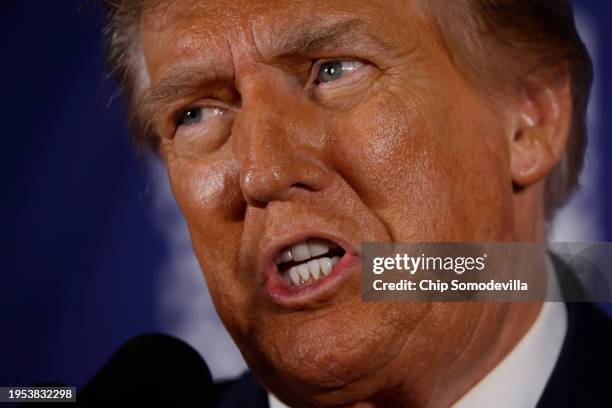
top-left (175, 100), bottom-right (233, 127)
top-left (170, 100), bottom-right (236, 142)
top-left (309, 59), bottom-right (368, 90)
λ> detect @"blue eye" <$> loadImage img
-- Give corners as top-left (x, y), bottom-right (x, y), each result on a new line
top-left (178, 107), bottom-right (203, 126)
top-left (317, 60), bottom-right (364, 84)
top-left (177, 106), bottom-right (226, 127)
top-left (319, 61), bottom-right (344, 82)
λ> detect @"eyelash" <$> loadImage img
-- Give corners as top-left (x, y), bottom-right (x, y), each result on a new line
top-left (175, 59), bottom-right (367, 129)
top-left (311, 59), bottom-right (366, 86)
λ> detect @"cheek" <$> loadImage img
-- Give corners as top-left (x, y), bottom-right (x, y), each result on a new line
top-left (166, 153), bottom-right (253, 331)
top-left (334, 87), bottom-right (514, 241)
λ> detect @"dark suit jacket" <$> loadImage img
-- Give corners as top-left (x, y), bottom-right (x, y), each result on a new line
top-left (536, 300), bottom-right (612, 407)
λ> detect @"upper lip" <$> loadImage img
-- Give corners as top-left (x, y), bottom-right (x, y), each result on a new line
top-left (257, 228), bottom-right (360, 285)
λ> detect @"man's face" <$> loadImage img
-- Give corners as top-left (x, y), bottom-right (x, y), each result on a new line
top-left (141, 0), bottom-right (518, 405)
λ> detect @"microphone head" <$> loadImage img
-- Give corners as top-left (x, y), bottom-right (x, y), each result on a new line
top-left (78, 333), bottom-right (213, 404)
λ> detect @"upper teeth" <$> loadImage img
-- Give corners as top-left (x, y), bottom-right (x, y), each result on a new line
top-left (276, 239), bottom-right (342, 286)
top-left (276, 239), bottom-right (336, 264)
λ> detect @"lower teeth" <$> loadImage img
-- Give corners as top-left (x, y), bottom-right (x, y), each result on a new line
top-left (286, 256), bottom-right (341, 286)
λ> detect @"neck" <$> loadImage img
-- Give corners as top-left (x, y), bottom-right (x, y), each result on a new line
top-left (363, 302), bottom-right (542, 408)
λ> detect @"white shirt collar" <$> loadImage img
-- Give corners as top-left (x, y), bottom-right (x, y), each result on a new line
top-left (269, 256), bottom-right (568, 408)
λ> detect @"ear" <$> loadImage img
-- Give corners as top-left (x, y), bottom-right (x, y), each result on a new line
top-left (509, 74), bottom-right (572, 187)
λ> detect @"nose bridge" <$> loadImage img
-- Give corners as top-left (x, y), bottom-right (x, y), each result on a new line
top-left (233, 76), bottom-right (323, 205)
top-left (239, 72), bottom-right (297, 136)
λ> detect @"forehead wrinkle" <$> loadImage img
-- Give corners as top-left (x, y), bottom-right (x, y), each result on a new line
top-left (137, 5), bottom-right (404, 132)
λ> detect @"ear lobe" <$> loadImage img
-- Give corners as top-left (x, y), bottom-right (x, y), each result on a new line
top-left (510, 78), bottom-right (572, 187)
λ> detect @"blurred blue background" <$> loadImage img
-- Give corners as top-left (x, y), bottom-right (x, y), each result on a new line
top-left (1, 0), bottom-right (611, 389)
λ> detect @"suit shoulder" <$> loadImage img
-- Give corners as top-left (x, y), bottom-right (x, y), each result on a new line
top-left (538, 303), bottom-right (612, 407)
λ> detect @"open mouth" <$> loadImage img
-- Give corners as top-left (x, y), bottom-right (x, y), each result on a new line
top-left (275, 238), bottom-right (346, 286)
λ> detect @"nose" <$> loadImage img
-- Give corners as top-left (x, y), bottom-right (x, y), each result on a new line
top-left (233, 78), bottom-right (329, 206)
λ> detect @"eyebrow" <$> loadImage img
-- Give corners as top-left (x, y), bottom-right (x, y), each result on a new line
top-left (140, 17), bottom-right (395, 131)
top-left (265, 17), bottom-right (390, 57)
top-left (140, 64), bottom-right (230, 132)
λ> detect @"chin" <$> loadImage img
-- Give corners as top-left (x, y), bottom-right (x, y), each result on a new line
top-left (239, 301), bottom-right (429, 404)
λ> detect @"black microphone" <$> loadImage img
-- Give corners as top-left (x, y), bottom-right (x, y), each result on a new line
top-left (77, 333), bottom-right (214, 405)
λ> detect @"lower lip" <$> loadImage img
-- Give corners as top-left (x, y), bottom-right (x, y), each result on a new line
top-left (263, 252), bottom-right (359, 308)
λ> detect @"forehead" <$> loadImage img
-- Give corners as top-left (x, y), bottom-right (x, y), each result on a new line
top-left (141, 0), bottom-right (418, 35)
top-left (139, 0), bottom-right (426, 80)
